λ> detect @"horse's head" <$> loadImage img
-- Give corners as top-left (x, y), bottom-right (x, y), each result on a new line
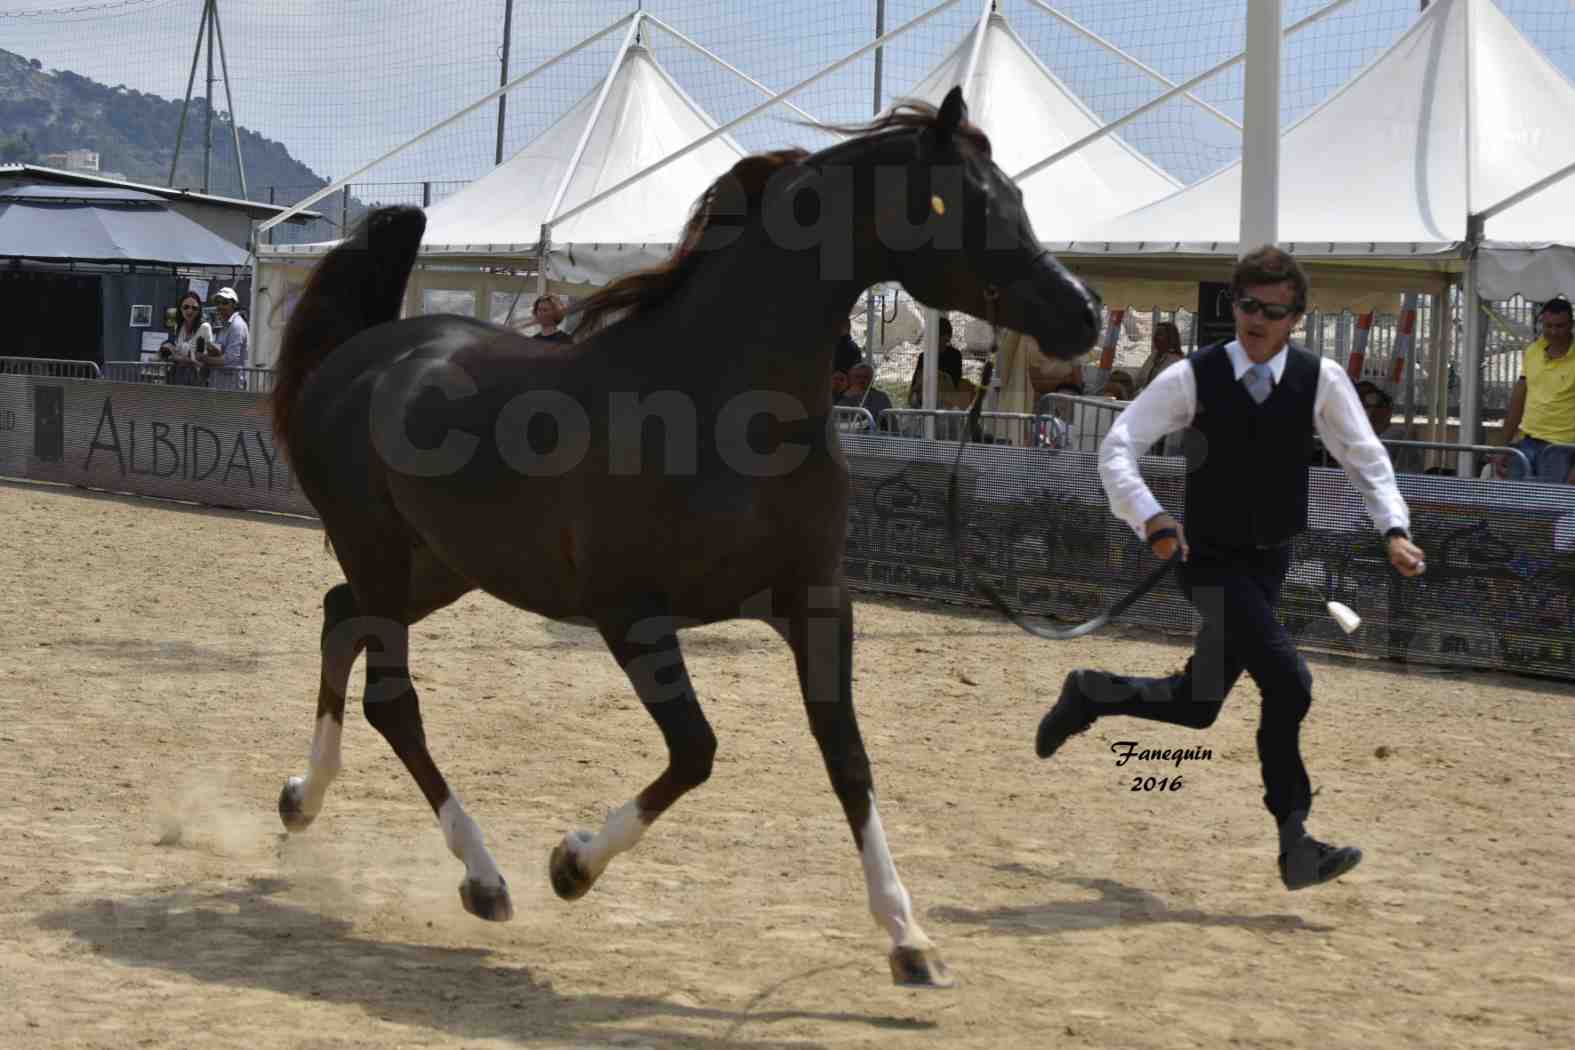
top-left (873, 87), bottom-right (1101, 360)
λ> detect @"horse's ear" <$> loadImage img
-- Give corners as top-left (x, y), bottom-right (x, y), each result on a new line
top-left (938, 86), bottom-right (968, 136)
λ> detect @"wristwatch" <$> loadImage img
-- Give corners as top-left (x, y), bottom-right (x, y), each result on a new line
top-left (1383, 527), bottom-right (1409, 541)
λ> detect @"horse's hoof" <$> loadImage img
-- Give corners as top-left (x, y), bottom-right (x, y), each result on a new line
top-left (889, 945), bottom-right (956, 989)
top-left (548, 832), bottom-right (597, 901)
top-left (460, 876), bottom-right (514, 922)
top-left (278, 777), bottom-right (315, 832)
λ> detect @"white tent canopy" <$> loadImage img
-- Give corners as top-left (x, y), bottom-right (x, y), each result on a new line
top-left (418, 40), bottom-right (747, 286)
top-left (251, 25), bottom-right (752, 363)
top-left (1050, 0), bottom-right (1575, 306)
top-left (901, 12), bottom-right (1180, 236)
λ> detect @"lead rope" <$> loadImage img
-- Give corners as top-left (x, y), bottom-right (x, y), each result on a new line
top-left (946, 291), bottom-right (1180, 642)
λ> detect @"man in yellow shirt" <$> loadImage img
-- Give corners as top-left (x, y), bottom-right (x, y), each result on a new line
top-left (1502, 297), bottom-right (1575, 483)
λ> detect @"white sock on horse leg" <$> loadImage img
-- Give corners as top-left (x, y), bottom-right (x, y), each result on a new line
top-left (575, 799), bottom-right (647, 878)
top-left (296, 713), bottom-right (343, 817)
top-left (858, 793), bottom-right (931, 949)
top-left (439, 795), bottom-right (504, 887)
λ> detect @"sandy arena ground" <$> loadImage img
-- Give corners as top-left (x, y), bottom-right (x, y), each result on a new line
top-left (1, 479), bottom-right (1572, 1050)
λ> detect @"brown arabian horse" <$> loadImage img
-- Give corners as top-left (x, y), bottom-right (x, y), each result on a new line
top-left (267, 87), bottom-right (1099, 987)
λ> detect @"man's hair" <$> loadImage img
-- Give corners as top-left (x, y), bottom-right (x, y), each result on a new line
top-left (1355, 379), bottom-right (1392, 408)
top-left (1539, 296), bottom-right (1572, 319)
top-left (532, 295), bottom-right (559, 314)
top-left (1231, 245), bottom-right (1308, 311)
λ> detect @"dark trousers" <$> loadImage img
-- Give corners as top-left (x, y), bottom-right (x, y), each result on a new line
top-left (1085, 542), bottom-right (1314, 823)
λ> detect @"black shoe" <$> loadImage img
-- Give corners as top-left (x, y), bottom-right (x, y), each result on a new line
top-left (1036, 671), bottom-right (1096, 759)
top-left (1279, 834), bottom-right (1363, 890)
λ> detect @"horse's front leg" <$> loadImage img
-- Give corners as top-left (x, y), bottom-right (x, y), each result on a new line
top-left (777, 584), bottom-right (953, 988)
top-left (549, 602), bottom-right (716, 900)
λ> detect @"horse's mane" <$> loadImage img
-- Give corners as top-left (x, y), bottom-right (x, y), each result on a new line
top-left (572, 148), bottom-right (809, 338)
top-left (570, 100), bottom-right (990, 338)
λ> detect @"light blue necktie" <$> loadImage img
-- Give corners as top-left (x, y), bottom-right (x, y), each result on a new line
top-left (1243, 363), bottom-right (1273, 405)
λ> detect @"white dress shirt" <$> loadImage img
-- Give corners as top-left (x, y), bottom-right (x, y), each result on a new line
top-left (1098, 340), bottom-right (1411, 540)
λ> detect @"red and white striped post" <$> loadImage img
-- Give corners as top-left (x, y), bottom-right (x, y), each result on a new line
top-left (1389, 294), bottom-right (1419, 386)
top-left (1346, 311), bottom-right (1374, 381)
top-left (1098, 307), bottom-right (1125, 371)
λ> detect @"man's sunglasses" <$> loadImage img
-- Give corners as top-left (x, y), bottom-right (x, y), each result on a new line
top-left (1235, 296), bottom-right (1301, 321)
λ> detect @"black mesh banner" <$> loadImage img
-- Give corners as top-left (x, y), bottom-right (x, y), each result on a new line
top-left (843, 433), bottom-right (1575, 681)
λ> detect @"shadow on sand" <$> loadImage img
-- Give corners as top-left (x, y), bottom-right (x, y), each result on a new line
top-left (931, 870), bottom-right (1333, 935)
top-left (36, 877), bottom-right (936, 1049)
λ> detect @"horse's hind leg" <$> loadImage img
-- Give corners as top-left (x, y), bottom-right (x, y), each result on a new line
top-left (777, 584), bottom-right (952, 989)
top-left (278, 546), bottom-right (509, 920)
top-left (277, 581), bottom-right (361, 831)
top-left (548, 602), bottom-right (716, 900)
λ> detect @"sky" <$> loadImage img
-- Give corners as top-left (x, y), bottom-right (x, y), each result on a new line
top-left (4, 0), bottom-right (1574, 207)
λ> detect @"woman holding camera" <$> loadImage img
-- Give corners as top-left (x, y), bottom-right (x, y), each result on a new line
top-left (161, 292), bottom-right (213, 386)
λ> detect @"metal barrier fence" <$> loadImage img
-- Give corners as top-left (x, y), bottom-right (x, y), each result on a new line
top-left (1310, 438), bottom-right (1533, 479)
top-left (3, 374), bottom-right (1571, 682)
top-left (832, 406), bottom-right (878, 433)
top-left (0, 357), bottom-right (102, 380)
top-left (99, 363), bottom-right (278, 394)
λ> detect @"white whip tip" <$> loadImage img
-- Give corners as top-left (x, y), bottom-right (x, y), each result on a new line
top-left (1326, 601), bottom-right (1362, 635)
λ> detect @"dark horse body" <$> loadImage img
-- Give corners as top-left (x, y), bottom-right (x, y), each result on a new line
top-left (269, 88), bottom-right (1099, 987)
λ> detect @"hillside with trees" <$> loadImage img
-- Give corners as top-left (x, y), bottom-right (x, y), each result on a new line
top-left (0, 47), bottom-right (337, 232)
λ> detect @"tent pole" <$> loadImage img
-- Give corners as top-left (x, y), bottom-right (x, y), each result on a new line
top-left (495, 0), bottom-right (515, 165)
top-left (169, 0), bottom-right (210, 187)
top-left (869, 0), bottom-right (885, 365)
top-left (1240, 0), bottom-right (1281, 251)
top-left (1421, 287), bottom-right (1446, 448)
top-left (1013, 0), bottom-right (1357, 184)
top-left (1458, 217), bottom-right (1485, 478)
top-left (873, 0), bottom-right (886, 114)
top-left (203, 0), bottom-right (215, 195)
top-left (211, 0), bottom-right (247, 198)
top-left (923, 307), bottom-right (940, 439)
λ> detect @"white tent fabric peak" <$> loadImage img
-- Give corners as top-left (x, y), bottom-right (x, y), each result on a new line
top-left (419, 42), bottom-right (746, 256)
top-left (899, 11), bottom-right (1180, 236)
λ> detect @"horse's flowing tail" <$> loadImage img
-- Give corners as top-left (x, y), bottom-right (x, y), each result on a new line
top-left (269, 205), bottom-right (427, 448)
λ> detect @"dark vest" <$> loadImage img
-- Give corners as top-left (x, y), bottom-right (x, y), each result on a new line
top-left (1183, 341), bottom-right (1320, 549)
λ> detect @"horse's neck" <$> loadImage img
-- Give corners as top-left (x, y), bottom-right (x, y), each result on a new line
top-left (671, 226), bottom-right (874, 404)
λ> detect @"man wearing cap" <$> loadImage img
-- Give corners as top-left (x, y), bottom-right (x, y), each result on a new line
top-left (205, 286), bottom-right (250, 391)
top-left (1033, 246), bottom-right (1427, 893)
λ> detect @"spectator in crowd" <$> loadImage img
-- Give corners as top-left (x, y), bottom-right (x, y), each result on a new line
top-left (1500, 296), bottom-right (1575, 482)
top-left (937, 346), bottom-right (977, 409)
top-left (828, 315), bottom-right (864, 404)
top-left (837, 359), bottom-right (894, 431)
top-left (160, 291), bottom-right (211, 387)
top-left (1353, 380), bottom-right (1421, 474)
top-left (834, 315), bottom-right (863, 369)
top-left (532, 295), bottom-right (574, 344)
top-left (1137, 321), bottom-right (1186, 392)
top-left (204, 286), bottom-right (249, 391)
top-left (1102, 370), bottom-right (1136, 402)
